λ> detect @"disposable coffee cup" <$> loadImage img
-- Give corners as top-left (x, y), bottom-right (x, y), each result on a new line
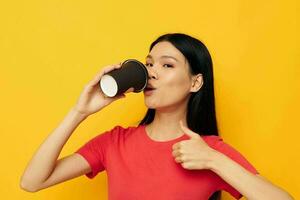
top-left (100, 59), bottom-right (148, 97)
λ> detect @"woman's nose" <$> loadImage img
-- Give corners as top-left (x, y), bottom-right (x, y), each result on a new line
top-left (147, 66), bottom-right (157, 80)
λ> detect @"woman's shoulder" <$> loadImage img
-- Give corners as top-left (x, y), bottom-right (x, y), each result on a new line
top-left (108, 124), bottom-right (141, 133)
top-left (104, 124), bottom-right (142, 139)
top-left (202, 134), bottom-right (259, 174)
top-left (201, 135), bottom-right (238, 153)
top-left (201, 135), bottom-right (239, 154)
top-left (201, 135), bottom-right (223, 146)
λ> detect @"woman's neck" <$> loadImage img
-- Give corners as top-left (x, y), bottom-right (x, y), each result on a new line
top-left (146, 102), bottom-right (189, 141)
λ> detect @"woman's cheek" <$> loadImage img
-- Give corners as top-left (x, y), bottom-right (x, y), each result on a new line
top-left (162, 88), bottom-right (187, 104)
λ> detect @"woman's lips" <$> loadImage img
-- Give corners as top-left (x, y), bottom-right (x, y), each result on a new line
top-left (143, 88), bottom-right (156, 95)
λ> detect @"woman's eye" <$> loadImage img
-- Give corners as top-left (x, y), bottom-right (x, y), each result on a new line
top-left (163, 64), bottom-right (173, 68)
top-left (145, 63), bottom-right (173, 68)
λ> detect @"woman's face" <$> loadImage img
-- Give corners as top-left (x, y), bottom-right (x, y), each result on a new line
top-left (143, 41), bottom-right (201, 110)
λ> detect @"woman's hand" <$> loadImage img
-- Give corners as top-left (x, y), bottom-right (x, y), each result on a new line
top-left (73, 63), bottom-right (126, 117)
top-left (172, 120), bottom-right (218, 170)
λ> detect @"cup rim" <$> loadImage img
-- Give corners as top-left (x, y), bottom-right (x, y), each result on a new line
top-left (122, 59), bottom-right (148, 93)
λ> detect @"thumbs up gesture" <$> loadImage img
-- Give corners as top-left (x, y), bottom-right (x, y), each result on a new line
top-left (172, 120), bottom-right (218, 170)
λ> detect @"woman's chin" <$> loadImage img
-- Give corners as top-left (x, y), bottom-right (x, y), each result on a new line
top-left (144, 101), bottom-right (157, 109)
top-left (145, 104), bottom-right (156, 109)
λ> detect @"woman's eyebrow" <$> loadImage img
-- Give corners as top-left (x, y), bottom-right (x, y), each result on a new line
top-left (146, 54), bottom-right (178, 62)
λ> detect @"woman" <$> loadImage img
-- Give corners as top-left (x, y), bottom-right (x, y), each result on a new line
top-left (20, 33), bottom-right (294, 199)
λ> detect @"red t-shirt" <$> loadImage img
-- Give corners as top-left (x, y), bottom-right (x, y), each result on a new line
top-left (75, 125), bottom-right (259, 200)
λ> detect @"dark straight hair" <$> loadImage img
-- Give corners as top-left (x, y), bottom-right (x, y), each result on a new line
top-left (138, 33), bottom-right (221, 200)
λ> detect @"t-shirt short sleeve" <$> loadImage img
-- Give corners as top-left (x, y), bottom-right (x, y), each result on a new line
top-left (74, 126), bottom-right (120, 179)
top-left (213, 138), bottom-right (259, 199)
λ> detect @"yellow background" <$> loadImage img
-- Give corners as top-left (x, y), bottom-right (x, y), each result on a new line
top-left (1, 0), bottom-right (299, 199)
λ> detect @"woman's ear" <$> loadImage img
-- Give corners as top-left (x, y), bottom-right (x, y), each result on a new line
top-left (190, 73), bottom-right (203, 92)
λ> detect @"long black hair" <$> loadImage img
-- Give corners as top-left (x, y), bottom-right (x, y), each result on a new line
top-left (138, 33), bottom-right (221, 200)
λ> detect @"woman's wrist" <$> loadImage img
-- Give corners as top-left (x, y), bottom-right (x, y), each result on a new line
top-left (71, 106), bottom-right (89, 120)
top-left (207, 149), bottom-right (226, 172)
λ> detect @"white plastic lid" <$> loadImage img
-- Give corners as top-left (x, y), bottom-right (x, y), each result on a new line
top-left (100, 75), bottom-right (118, 97)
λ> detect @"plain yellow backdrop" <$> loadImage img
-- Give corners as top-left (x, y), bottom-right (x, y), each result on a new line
top-left (0, 0), bottom-right (299, 199)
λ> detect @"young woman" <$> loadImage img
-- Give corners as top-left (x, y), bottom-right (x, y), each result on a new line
top-left (20, 33), bottom-right (294, 200)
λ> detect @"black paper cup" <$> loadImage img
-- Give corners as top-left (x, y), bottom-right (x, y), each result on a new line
top-left (100, 59), bottom-right (148, 97)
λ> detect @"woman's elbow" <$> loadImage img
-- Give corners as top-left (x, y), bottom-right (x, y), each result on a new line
top-left (284, 192), bottom-right (295, 200)
top-left (19, 179), bottom-right (40, 193)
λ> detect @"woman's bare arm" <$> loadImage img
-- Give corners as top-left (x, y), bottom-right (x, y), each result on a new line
top-left (209, 151), bottom-right (294, 200)
top-left (27, 153), bottom-right (91, 192)
top-left (20, 64), bottom-right (125, 192)
top-left (20, 108), bottom-right (89, 192)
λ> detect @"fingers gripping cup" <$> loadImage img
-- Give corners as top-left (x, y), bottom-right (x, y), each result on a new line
top-left (100, 59), bottom-right (148, 97)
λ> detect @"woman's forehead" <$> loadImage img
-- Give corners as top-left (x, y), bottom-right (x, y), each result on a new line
top-left (147, 41), bottom-right (186, 63)
top-left (146, 54), bottom-right (179, 62)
